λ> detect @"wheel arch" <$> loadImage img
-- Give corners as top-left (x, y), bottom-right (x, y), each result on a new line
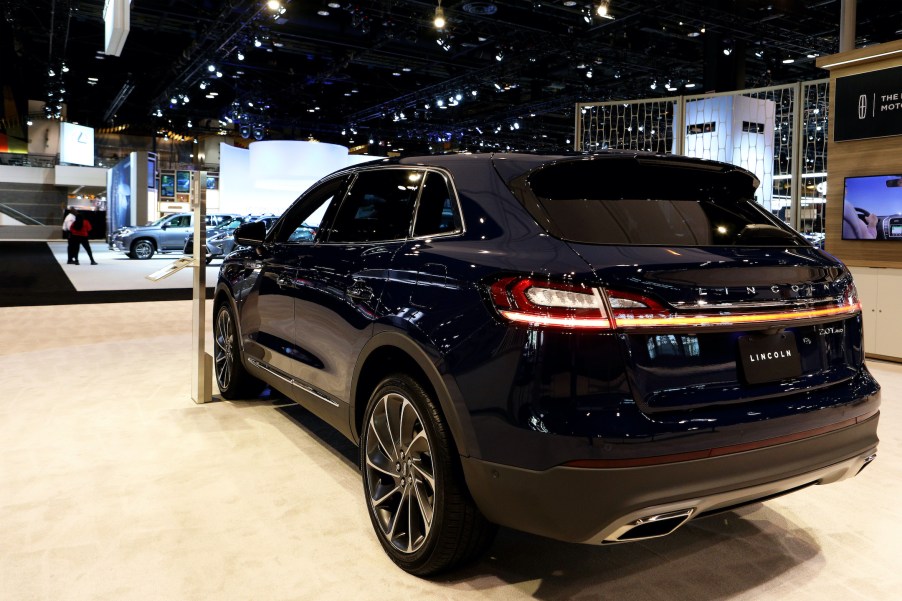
top-left (351, 331), bottom-right (478, 459)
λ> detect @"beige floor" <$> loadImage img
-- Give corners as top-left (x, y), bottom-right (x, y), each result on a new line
top-left (1, 250), bottom-right (901, 600)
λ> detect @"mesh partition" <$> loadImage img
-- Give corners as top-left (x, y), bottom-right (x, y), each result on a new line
top-left (575, 79), bottom-right (830, 242)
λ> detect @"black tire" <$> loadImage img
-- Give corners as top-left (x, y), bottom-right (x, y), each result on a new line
top-left (361, 374), bottom-right (496, 576)
top-left (213, 302), bottom-right (266, 399)
top-left (131, 239), bottom-right (155, 260)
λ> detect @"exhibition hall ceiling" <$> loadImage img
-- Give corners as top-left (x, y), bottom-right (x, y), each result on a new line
top-left (4, 0), bottom-right (901, 151)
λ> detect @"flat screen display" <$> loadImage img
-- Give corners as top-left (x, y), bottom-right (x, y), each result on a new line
top-left (842, 174), bottom-right (902, 240)
top-left (176, 170), bottom-right (191, 194)
top-left (160, 173), bottom-right (175, 197)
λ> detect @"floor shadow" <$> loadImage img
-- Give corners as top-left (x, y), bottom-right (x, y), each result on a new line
top-left (222, 389), bottom-right (822, 598)
top-left (441, 504), bottom-right (821, 599)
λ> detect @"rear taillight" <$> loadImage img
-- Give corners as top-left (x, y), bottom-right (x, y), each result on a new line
top-left (488, 277), bottom-right (611, 329)
top-left (489, 277), bottom-right (862, 330)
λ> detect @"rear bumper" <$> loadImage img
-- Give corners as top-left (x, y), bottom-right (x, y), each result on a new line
top-left (461, 411), bottom-right (879, 544)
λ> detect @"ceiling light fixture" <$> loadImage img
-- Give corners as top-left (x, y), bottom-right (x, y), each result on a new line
top-left (595, 0), bottom-right (612, 19)
top-left (434, 0), bottom-right (446, 29)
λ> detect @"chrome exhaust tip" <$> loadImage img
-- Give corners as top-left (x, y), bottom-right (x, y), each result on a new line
top-left (606, 508), bottom-right (695, 542)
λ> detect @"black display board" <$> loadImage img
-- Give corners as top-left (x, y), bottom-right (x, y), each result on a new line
top-left (834, 65), bottom-right (902, 142)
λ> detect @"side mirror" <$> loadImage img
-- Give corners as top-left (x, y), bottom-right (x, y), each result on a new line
top-left (160, 223), bottom-right (169, 230)
top-left (234, 220), bottom-right (267, 246)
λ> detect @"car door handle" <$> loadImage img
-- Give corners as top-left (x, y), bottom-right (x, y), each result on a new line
top-left (347, 283), bottom-right (374, 302)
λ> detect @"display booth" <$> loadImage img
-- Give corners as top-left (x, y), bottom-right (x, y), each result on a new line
top-left (818, 39), bottom-right (902, 360)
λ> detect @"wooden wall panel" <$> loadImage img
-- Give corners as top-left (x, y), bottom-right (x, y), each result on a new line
top-left (818, 41), bottom-right (902, 268)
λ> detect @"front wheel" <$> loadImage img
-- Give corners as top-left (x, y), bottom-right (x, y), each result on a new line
top-left (131, 239), bottom-right (155, 260)
top-left (214, 303), bottom-right (265, 399)
top-left (361, 374), bottom-right (495, 576)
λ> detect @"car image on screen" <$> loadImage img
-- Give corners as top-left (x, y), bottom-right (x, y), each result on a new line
top-left (212, 152), bottom-right (880, 576)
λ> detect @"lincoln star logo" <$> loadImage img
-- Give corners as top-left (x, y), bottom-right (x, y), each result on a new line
top-left (858, 94), bottom-right (868, 120)
top-left (748, 349), bottom-right (792, 362)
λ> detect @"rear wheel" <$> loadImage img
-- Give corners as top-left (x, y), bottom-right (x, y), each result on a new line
top-left (361, 374), bottom-right (495, 576)
top-left (131, 239), bottom-right (155, 260)
top-left (214, 303), bottom-right (265, 399)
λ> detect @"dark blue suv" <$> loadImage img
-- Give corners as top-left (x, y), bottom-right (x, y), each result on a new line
top-left (213, 152), bottom-right (880, 575)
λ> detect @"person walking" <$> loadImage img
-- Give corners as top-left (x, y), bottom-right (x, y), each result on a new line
top-left (68, 211), bottom-right (98, 265)
top-left (62, 208), bottom-right (77, 264)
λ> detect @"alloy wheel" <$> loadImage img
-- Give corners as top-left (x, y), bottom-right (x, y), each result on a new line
top-left (364, 391), bottom-right (436, 554)
top-left (214, 307), bottom-right (234, 391)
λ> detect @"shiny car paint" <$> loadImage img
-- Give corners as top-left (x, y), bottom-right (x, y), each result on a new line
top-left (214, 152), bottom-right (879, 564)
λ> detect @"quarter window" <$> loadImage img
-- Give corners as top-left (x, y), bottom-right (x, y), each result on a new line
top-left (414, 171), bottom-right (460, 237)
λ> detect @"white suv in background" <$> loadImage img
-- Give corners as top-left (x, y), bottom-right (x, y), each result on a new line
top-left (110, 213), bottom-right (235, 259)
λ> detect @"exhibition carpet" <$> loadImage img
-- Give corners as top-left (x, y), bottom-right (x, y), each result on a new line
top-left (0, 241), bottom-right (213, 307)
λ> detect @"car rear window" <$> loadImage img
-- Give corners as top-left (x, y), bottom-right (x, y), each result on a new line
top-left (515, 159), bottom-right (805, 247)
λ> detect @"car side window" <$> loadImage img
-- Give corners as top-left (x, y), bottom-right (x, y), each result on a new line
top-left (272, 176), bottom-right (348, 244)
top-left (168, 215), bottom-right (191, 228)
top-left (413, 171), bottom-right (460, 237)
top-left (327, 169), bottom-right (420, 243)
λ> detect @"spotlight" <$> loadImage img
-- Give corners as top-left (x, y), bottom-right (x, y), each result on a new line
top-left (61, 63), bottom-right (69, 73)
top-left (434, 0), bottom-right (446, 29)
top-left (495, 51), bottom-right (503, 61)
top-left (170, 95), bottom-right (178, 104)
top-left (187, 120), bottom-right (193, 128)
top-left (586, 69), bottom-right (593, 78)
top-left (215, 71), bottom-right (223, 78)
top-left (199, 81), bottom-right (207, 89)
top-left (208, 64), bottom-right (216, 72)
top-left (595, 0), bottom-right (610, 18)
top-left (239, 124), bottom-right (250, 138)
top-left (237, 51), bottom-right (245, 61)
top-left (267, 1), bottom-right (280, 10)
top-left (252, 126), bottom-right (264, 140)
top-left (254, 37), bottom-right (262, 47)
top-left (650, 80), bottom-right (657, 90)
top-left (471, 89), bottom-right (478, 96)
top-left (48, 68), bottom-right (56, 77)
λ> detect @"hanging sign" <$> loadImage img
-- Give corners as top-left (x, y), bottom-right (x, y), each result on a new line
top-left (834, 65), bottom-right (902, 142)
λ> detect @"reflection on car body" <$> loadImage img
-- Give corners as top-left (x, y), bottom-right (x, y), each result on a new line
top-left (212, 152), bottom-right (879, 576)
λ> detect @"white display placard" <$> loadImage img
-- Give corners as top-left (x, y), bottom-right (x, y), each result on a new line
top-left (59, 122), bottom-right (95, 167)
top-left (145, 257), bottom-right (195, 282)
